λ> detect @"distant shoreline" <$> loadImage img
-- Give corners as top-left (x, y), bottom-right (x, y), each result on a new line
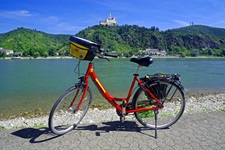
top-left (2, 56), bottom-right (74, 60)
top-left (1, 55), bottom-right (225, 60)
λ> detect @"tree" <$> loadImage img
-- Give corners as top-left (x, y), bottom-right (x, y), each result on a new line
top-left (42, 51), bottom-right (48, 58)
top-left (22, 51), bottom-right (29, 57)
top-left (0, 52), bottom-right (6, 59)
top-left (221, 49), bottom-right (225, 56)
top-left (33, 52), bottom-right (40, 58)
top-left (191, 49), bottom-right (199, 57)
top-left (207, 49), bottom-right (213, 56)
top-left (49, 49), bottom-right (57, 56)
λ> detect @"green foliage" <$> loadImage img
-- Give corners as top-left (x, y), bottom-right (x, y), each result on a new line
top-left (219, 108), bottom-right (225, 112)
top-left (0, 27), bottom-right (70, 57)
top-left (139, 110), bottom-right (155, 118)
top-left (191, 49), bottom-right (200, 57)
top-left (0, 125), bottom-right (5, 130)
top-left (1, 25), bottom-right (225, 57)
top-left (76, 25), bottom-right (163, 52)
top-left (170, 25), bottom-right (225, 39)
top-left (0, 51), bottom-right (6, 58)
top-left (76, 25), bottom-right (225, 57)
top-left (33, 122), bottom-right (45, 128)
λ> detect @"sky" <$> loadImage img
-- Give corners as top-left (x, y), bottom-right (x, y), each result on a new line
top-left (1, 0), bottom-right (225, 35)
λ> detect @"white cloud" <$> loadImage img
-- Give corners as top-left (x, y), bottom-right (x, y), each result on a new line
top-left (47, 16), bottom-right (61, 22)
top-left (44, 22), bottom-right (85, 34)
top-left (173, 20), bottom-right (190, 26)
top-left (0, 10), bottom-right (35, 18)
top-left (210, 20), bottom-right (225, 26)
top-left (57, 22), bottom-right (84, 31)
top-left (17, 10), bottom-right (33, 17)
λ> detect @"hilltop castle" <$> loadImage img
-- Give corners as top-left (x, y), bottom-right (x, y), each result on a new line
top-left (99, 13), bottom-right (117, 26)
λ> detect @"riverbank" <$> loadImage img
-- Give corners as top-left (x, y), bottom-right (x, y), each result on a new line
top-left (1, 56), bottom-right (74, 60)
top-left (1, 58), bottom-right (225, 129)
top-left (1, 55), bottom-right (225, 60)
top-left (1, 92), bottom-right (224, 129)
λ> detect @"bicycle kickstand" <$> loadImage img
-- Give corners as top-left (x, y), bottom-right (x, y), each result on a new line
top-left (120, 101), bottom-right (126, 122)
top-left (154, 110), bottom-right (159, 139)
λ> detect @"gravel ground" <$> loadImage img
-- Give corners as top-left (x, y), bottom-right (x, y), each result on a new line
top-left (0, 92), bottom-right (225, 129)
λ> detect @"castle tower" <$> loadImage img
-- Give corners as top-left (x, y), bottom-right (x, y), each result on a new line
top-left (100, 13), bottom-right (117, 26)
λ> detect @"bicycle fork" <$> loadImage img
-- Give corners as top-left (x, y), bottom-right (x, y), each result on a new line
top-left (68, 83), bottom-right (88, 113)
top-left (68, 88), bottom-right (80, 111)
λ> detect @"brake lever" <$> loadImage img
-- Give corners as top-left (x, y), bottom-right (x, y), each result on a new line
top-left (105, 57), bottom-right (110, 62)
top-left (98, 56), bottom-right (110, 62)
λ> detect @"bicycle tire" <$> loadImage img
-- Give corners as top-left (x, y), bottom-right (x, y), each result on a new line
top-left (48, 85), bottom-right (92, 135)
top-left (133, 81), bottom-right (185, 129)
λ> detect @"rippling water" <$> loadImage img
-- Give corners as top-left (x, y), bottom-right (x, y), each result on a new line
top-left (1, 57), bottom-right (225, 118)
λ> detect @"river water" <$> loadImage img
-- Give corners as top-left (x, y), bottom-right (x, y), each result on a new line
top-left (1, 57), bottom-right (225, 118)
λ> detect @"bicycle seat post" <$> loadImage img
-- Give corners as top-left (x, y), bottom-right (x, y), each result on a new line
top-left (134, 66), bottom-right (141, 75)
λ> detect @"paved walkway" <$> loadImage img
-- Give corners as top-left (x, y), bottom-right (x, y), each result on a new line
top-left (0, 111), bottom-right (225, 150)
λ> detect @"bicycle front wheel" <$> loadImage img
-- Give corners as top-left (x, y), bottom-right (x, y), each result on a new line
top-left (48, 85), bottom-right (92, 135)
top-left (133, 81), bottom-right (185, 129)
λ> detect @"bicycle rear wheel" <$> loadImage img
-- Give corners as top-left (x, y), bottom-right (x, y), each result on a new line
top-left (48, 85), bottom-right (92, 135)
top-left (133, 81), bottom-right (185, 129)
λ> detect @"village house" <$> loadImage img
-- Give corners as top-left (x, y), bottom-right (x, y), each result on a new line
top-left (0, 47), bottom-right (14, 55)
top-left (138, 48), bottom-right (166, 56)
top-left (146, 48), bottom-right (166, 56)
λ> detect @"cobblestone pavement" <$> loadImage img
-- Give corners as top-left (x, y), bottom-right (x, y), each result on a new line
top-left (0, 111), bottom-right (225, 150)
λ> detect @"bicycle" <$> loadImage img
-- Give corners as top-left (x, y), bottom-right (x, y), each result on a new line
top-left (48, 36), bottom-right (185, 138)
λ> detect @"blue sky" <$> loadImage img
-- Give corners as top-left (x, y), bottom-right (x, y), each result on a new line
top-left (1, 0), bottom-right (225, 34)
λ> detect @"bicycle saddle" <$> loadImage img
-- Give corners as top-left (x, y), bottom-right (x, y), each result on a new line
top-left (130, 56), bottom-right (153, 67)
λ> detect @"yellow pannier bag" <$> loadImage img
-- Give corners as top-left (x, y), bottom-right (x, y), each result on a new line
top-left (69, 36), bottom-right (100, 61)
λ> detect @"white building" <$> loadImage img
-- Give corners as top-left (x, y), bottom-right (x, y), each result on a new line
top-left (146, 48), bottom-right (166, 56)
top-left (0, 47), bottom-right (14, 55)
top-left (100, 13), bottom-right (117, 26)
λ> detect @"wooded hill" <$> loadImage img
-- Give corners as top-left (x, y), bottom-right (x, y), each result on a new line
top-left (0, 27), bottom-right (70, 57)
top-left (1, 25), bottom-right (225, 58)
top-left (76, 25), bottom-right (225, 57)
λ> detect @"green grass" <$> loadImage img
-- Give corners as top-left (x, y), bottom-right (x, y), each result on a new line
top-left (160, 113), bottom-right (172, 117)
top-left (139, 110), bottom-right (178, 118)
top-left (219, 108), bottom-right (225, 112)
top-left (33, 122), bottom-right (46, 128)
top-left (0, 125), bottom-right (5, 130)
top-left (139, 110), bottom-right (155, 118)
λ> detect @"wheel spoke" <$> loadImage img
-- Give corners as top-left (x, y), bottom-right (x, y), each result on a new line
top-left (133, 81), bottom-right (185, 129)
top-left (48, 86), bottom-right (92, 135)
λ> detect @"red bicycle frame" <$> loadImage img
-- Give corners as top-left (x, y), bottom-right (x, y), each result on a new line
top-left (77, 62), bottom-right (163, 114)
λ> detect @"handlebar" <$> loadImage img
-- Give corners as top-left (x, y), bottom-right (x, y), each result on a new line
top-left (90, 45), bottom-right (118, 60)
top-left (104, 52), bottom-right (118, 58)
top-left (98, 48), bottom-right (118, 58)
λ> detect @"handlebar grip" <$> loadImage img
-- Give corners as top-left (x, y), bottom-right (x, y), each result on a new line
top-left (104, 52), bottom-right (118, 58)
